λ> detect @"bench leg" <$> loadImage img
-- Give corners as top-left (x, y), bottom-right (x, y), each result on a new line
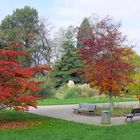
top-left (125, 117), bottom-right (127, 122)
top-left (73, 109), bottom-right (77, 113)
top-left (73, 109), bottom-right (80, 114)
top-left (125, 117), bottom-right (133, 123)
top-left (77, 110), bottom-right (80, 114)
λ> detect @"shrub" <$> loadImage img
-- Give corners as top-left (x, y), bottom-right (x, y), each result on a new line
top-left (55, 86), bottom-right (66, 99)
top-left (55, 85), bottom-right (81, 99)
top-left (32, 75), bottom-right (56, 98)
top-left (80, 88), bottom-right (94, 98)
top-left (64, 87), bottom-right (81, 99)
top-left (55, 84), bottom-right (94, 99)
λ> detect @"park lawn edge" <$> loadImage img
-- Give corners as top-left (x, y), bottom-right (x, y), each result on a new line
top-left (37, 97), bottom-right (138, 106)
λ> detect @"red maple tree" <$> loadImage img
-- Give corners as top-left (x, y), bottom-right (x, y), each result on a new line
top-left (79, 17), bottom-right (134, 109)
top-left (0, 42), bottom-right (43, 111)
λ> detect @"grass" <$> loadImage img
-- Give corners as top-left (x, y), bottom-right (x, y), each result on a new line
top-left (0, 110), bottom-right (140, 140)
top-left (37, 97), bottom-right (137, 105)
top-left (96, 107), bottom-right (132, 117)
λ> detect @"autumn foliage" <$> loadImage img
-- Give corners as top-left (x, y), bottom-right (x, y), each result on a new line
top-left (0, 42), bottom-right (43, 111)
top-left (78, 17), bottom-right (134, 106)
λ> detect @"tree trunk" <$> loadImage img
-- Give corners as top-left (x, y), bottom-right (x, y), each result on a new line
top-left (109, 90), bottom-right (114, 111)
top-left (139, 98), bottom-right (140, 107)
top-left (136, 95), bottom-right (140, 107)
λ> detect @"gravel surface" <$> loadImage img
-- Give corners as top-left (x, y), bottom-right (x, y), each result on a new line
top-left (28, 101), bottom-right (140, 125)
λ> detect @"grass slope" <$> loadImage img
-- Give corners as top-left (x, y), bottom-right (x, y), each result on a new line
top-left (0, 110), bottom-right (140, 140)
top-left (37, 97), bottom-right (137, 105)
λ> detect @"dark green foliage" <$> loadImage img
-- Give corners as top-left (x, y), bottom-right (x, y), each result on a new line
top-left (77, 17), bottom-right (93, 48)
top-left (52, 31), bottom-right (85, 88)
top-left (0, 6), bottom-right (53, 67)
top-left (0, 6), bottom-right (38, 46)
top-left (32, 75), bottom-right (55, 98)
top-left (0, 6), bottom-right (39, 67)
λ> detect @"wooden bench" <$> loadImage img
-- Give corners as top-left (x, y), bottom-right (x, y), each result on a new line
top-left (73, 103), bottom-right (97, 115)
top-left (125, 108), bottom-right (140, 122)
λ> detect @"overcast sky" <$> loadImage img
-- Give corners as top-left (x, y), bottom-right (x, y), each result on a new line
top-left (0, 0), bottom-right (139, 54)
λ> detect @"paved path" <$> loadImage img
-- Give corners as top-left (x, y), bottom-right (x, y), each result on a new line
top-left (28, 101), bottom-right (140, 125)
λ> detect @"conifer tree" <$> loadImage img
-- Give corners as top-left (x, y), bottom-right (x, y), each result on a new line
top-left (52, 30), bottom-right (85, 88)
top-left (77, 17), bottom-right (93, 48)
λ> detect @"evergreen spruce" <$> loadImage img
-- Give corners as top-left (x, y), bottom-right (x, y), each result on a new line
top-left (77, 17), bottom-right (93, 48)
top-left (52, 30), bottom-right (85, 88)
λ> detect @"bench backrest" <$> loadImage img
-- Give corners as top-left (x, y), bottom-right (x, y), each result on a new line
top-left (79, 103), bottom-right (96, 111)
top-left (131, 108), bottom-right (140, 114)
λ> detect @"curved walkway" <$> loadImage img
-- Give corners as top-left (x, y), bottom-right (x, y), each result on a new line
top-left (28, 101), bottom-right (140, 125)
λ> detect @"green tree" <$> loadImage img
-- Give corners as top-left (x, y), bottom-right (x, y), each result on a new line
top-left (0, 6), bottom-right (39, 67)
top-left (0, 6), bottom-right (38, 47)
top-left (77, 17), bottom-right (93, 48)
top-left (126, 51), bottom-right (140, 94)
top-left (52, 29), bottom-right (85, 88)
top-left (0, 6), bottom-right (53, 67)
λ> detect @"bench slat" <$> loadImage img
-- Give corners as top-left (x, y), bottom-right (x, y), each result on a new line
top-left (73, 103), bottom-right (96, 114)
top-left (125, 108), bottom-right (140, 122)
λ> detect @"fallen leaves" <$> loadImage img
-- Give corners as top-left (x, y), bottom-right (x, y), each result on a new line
top-left (0, 120), bottom-right (38, 129)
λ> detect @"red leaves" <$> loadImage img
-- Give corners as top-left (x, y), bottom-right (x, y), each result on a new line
top-left (79, 17), bottom-right (134, 96)
top-left (0, 42), bottom-right (42, 111)
top-left (0, 49), bottom-right (27, 61)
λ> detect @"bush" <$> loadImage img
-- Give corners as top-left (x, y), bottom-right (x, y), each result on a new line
top-left (64, 87), bottom-right (81, 99)
top-left (55, 84), bottom-right (94, 99)
top-left (55, 85), bottom-right (81, 99)
top-left (55, 85), bottom-right (66, 99)
top-left (32, 75), bottom-right (56, 98)
top-left (80, 88), bottom-right (94, 98)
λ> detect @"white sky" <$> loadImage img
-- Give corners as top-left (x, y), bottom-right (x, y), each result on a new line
top-left (0, 0), bottom-right (140, 54)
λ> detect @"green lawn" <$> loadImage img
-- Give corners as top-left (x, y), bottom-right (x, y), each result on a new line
top-left (37, 97), bottom-right (137, 105)
top-left (0, 110), bottom-right (140, 140)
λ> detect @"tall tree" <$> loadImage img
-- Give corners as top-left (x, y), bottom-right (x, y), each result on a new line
top-left (0, 41), bottom-right (42, 111)
top-left (32, 18), bottom-right (53, 66)
top-left (0, 6), bottom-right (38, 47)
top-left (51, 28), bottom-right (67, 62)
top-left (52, 28), bottom-right (85, 88)
top-left (79, 17), bottom-right (134, 109)
top-left (0, 6), bottom-right (39, 67)
top-left (0, 6), bottom-right (53, 67)
top-left (126, 51), bottom-right (140, 95)
top-left (77, 17), bottom-right (93, 48)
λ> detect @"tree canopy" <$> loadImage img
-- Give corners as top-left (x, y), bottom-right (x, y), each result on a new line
top-left (0, 6), bottom-right (53, 67)
top-left (79, 17), bottom-right (134, 109)
top-left (0, 6), bottom-right (38, 47)
top-left (77, 17), bottom-right (93, 48)
top-left (52, 29), bottom-right (85, 88)
top-left (126, 51), bottom-right (140, 95)
top-left (0, 41), bottom-right (42, 111)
